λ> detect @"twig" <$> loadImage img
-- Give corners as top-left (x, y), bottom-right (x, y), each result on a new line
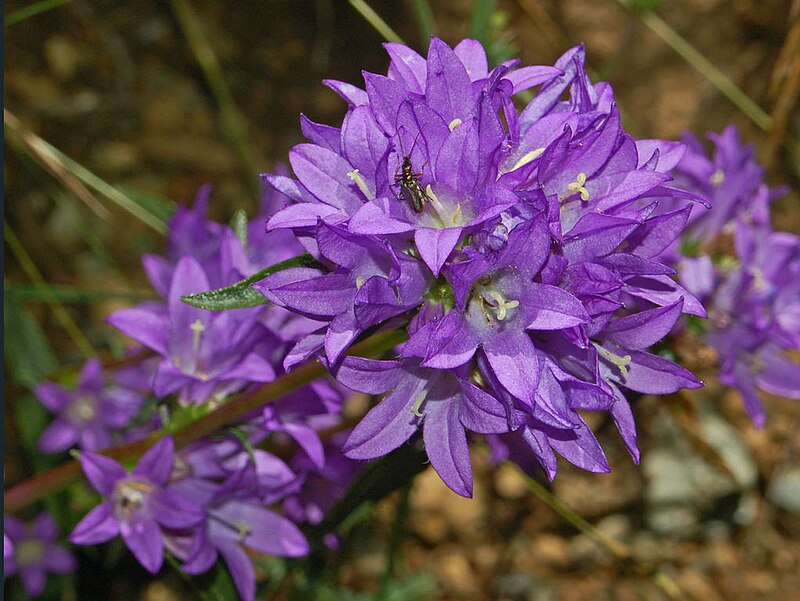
top-left (4, 328), bottom-right (406, 513)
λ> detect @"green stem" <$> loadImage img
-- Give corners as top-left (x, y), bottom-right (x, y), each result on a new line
top-left (4, 329), bottom-right (406, 513)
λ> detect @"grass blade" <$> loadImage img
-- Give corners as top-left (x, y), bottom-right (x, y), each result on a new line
top-left (4, 0), bottom-right (70, 27)
top-left (347, 0), bottom-right (404, 44)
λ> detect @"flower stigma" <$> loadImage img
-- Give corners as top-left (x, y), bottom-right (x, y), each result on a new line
top-left (567, 172), bottom-right (590, 201)
top-left (592, 342), bottom-right (632, 377)
top-left (347, 169), bottom-right (372, 199)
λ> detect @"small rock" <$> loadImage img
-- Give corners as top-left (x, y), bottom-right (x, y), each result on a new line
top-left (492, 572), bottom-right (554, 601)
top-left (769, 469), bottom-right (800, 513)
top-left (494, 464), bottom-right (528, 500)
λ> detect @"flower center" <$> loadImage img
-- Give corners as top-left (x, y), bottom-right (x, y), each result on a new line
top-left (15, 539), bottom-right (44, 567)
top-left (175, 319), bottom-right (211, 381)
top-left (113, 479), bottom-right (154, 519)
top-left (709, 169), bottom-right (725, 186)
top-left (468, 277), bottom-right (519, 324)
top-left (67, 395), bottom-right (97, 424)
top-left (566, 172), bottom-right (590, 201)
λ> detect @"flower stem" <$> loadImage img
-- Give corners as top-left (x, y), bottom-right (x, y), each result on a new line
top-left (4, 328), bottom-right (406, 513)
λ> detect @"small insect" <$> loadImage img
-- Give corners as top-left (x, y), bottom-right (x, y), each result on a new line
top-left (393, 134), bottom-right (432, 213)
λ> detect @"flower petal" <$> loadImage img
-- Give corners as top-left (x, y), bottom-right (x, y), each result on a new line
top-left (423, 398), bottom-right (473, 497)
top-left (70, 502), bottom-right (119, 545)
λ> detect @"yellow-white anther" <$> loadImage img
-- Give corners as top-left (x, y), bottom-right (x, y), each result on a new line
top-left (409, 391), bottom-right (427, 417)
top-left (567, 172), bottom-right (590, 201)
top-left (355, 275), bottom-right (366, 289)
top-left (510, 147), bottom-right (545, 172)
top-left (709, 169), bottom-right (725, 186)
top-left (347, 169), bottom-right (372, 199)
top-left (451, 203), bottom-right (463, 227)
top-left (235, 520), bottom-right (252, 541)
top-left (448, 118), bottom-right (463, 131)
top-left (190, 319), bottom-right (206, 355)
top-left (487, 290), bottom-right (519, 321)
top-left (593, 343), bottom-right (632, 377)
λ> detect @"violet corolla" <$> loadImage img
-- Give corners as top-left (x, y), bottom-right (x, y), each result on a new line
top-left (666, 127), bottom-right (800, 426)
top-left (35, 358), bottom-right (145, 453)
top-left (255, 37), bottom-right (706, 495)
top-left (4, 512), bottom-right (75, 597)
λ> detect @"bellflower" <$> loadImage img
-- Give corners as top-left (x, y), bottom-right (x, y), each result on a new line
top-left (110, 185), bottom-right (313, 404)
top-left (70, 437), bottom-right (204, 573)
top-left (663, 127), bottom-right (800, 426)
top-left (36, 358), bottom-right (145, 453)
top-left (180, 466), bottom-right (308, 601)
top-left (4, 512), bottom-right (75, 597)
top-left (256, 38), bottom-right (706, 494)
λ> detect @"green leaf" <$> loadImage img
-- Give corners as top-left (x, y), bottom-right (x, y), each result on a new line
top-left (468, 0), bottom-right (496, 46)
top-left (4, 0), bottom-right (70, 27)
top-left (181, 254), bottom-right (323, 311)
top-left (3, 288), bottom-right (58, 387)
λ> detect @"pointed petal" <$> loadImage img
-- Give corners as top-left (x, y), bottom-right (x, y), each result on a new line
top-left (151, 489), bottom-right (205, 529)
top-left (217, 541), bottom-right (256, 601)
top-left (133, 436), bottom-right (174, 484)
top-left (483, 333), bottom-right (540, 407)
top-left (603, 299), bottom-right (683, 350)
top-left (523, 283), bottom-right (589, 330)
top-left (343, 372), bottom-right (426, 459)
top-left (70, 503), bottom-right (119, 545)
top-left (620, 350), bottom-right (702, 394)
top-left (423, 398), bottom-right (473, 497)
top-left (458, 381), bottom-right (510, 434)
top-left (107, 307), bottom-right (170, 356)
top-left (331, 356), bottom-right (401, 394)
top-left (80, 452), bottom-right (126, 495)
top-left (414, 227), bottom-right (463, 277)
top-left (422, 311), bottom-right (480, 369)
top-left (121, 517), bottom-right (163, 574)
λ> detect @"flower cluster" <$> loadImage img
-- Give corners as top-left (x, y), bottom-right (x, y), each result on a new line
top-left (665, 127), bottom-right (800, 426)
top-left (256, 38), bottom-right (706, 495)
top-left (53, 186), bottom-right (361, 598)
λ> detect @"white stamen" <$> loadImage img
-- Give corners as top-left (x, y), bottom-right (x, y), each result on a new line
top-left (709, 169), bottom-right (725, 186)
top-left (448, 118), bottom-right (463, 131)
top-left (355, 276), bottom-right (366, 289)
top-left (409, 391), bottom-right (427, 417)
top-left (347, 169), bottom-right (372, 199)
top-left (190, 319), bottom-right (206, 356)
top-left (593, 343), bottom-right (632, 377)
top-left (510, 147), bottom-right (545, 172)
top-left (487, 290), bottom-right (519, 321)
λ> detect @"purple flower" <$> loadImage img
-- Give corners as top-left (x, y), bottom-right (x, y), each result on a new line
top-left (36, 358), bottom-right (145, 453)
top-left (70, 437), bottom-right (204, 573)
top-left (4, 512), bottom-right (76, 597)
top-left (665, 127), bottom-right (799, 426)
top-left (179, 466), bottom-right (308, 601)
top-left (254, 38), bottom-right (705, 494)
